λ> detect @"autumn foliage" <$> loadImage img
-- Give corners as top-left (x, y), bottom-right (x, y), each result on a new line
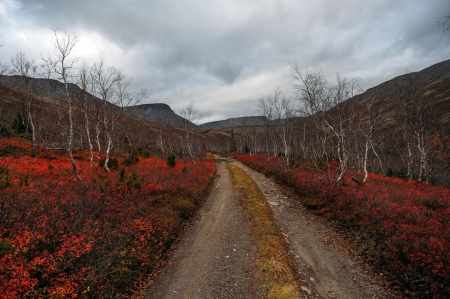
top-left (0, 138), bottom-right (215, 298)
top-left (236, 154), bottom-right (450, 298)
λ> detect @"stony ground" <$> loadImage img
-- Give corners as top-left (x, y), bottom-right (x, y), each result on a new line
top-left (232, 161), bottom-right (391, 299)
top-left (146, 160), bottom-right (391, 299)
top-left (146, 162), bottom-right (263, 299)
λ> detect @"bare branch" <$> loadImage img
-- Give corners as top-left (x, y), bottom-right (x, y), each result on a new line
top-left (42, 29), bottom-right (82, 180)
top-left (439, 15), bottom-right (450, 35)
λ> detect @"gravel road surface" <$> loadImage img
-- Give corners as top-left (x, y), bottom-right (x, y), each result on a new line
top-left (147, 159), bottom-right (390, 299)
top-left (232, 161), bottom-right (389, 299)
top-left (146, 162), bottom-right (263, 299)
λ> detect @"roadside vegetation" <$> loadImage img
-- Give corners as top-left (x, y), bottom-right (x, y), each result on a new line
top-left (0, 138), bottom-right (215, 298)
top-left (226, 163), bottom-right (301, 299)
top-left (236, 154), bottom-right (450, 298)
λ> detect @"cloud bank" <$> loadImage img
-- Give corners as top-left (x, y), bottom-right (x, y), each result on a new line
top-left (0, 0), bottom-right (449, 122)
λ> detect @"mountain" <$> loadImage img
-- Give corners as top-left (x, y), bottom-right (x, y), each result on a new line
top-left (0, 75), bottom-right (195, 129)
top-left (351, 59), bottom-right (450, 102)
top-left (200, 116), bottom-right (267, 131)
top-left (125, 103), bottom-right (195, 129)
top-left (0, 75), bottom-right (85, 104)
top-left (348, 59), bottom-right (450, 124)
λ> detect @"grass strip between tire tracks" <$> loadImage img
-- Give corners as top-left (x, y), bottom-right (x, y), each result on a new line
top-left (226, 163), bottom-right (301, 299)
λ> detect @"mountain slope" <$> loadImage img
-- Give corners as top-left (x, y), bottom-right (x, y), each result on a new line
top-left (0, 75), bottom-right (194, 129)
top-left (125, 103), bottom-right (196, 129)
top-left (200, 116), bottom-right (267, 131)
top-left (349, 59), bottom-right (450, 122)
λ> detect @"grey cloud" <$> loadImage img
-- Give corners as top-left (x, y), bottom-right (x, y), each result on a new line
top-left (2, 0), bottom-right (450, 121)
top-left (211, 62), bottom-right (243, 85)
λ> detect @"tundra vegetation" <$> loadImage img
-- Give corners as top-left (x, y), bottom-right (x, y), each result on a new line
top-left (0, 31), bottom-right (217, 298)
top-left (236, 154), bottom-right (450, 298)
top-left (0, 30), bottom-right (449, 298)
top-left (0, 138), bottom-right (215, 298)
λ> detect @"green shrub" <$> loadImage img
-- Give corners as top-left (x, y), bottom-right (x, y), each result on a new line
top-left (0, 166), bottom-right (11, 189)
top-left (99, 157), bottom-right (119, 170)
top-left (386, 167), bottom-right (407, 178)
top-left (167, 153), bottom-right (176, 167)
top-left (119, 167), bottom-right (125, 182)
top-left (0, 126), bottom-right (12, 137)
top-left (123, 152), bottom-right (139, 166)
top-left (137, 146), bottom-right (151, 158)
top-left (176, 198), bottom-right (195, 219)
top-left (11, 112), bottom-right (28, 134)
top-left (126, 169), bottom-right (140, 189)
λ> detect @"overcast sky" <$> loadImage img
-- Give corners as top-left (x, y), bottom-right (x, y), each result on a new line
top-left (1, 0), bottom-right (449, 123)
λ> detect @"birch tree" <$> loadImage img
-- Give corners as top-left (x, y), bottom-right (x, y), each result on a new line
top-left (42, 30), bottom-right (81, 180)
top-left (179, 102), bottom-right (201, 162)
top-left (350, 93), bottom-right (382, 184)
top-left (290, 63), bottom-right (330, 168)
top-left (291, 62), bottom-right (362, 185)
top-left (78, 62), bottom-right (95, 167)
top-left (9, 52), bottom-right (39, 156)
top-left (395, 74), bottom-right (434, 182)
top-left (0, 61), bottom-right (8, 77)
top-left (259, 88), bottom-right (296, 166)
top-left (90, 56), bottom-right (146, 171)
top-left (0, 43), bottom-right (8, 76)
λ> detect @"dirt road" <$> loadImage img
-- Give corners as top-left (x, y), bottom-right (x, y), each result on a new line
top-left (232, 161), bottom-right (388, 299)
top-left (146, 160), bottom-right (388, 298)
top-left (146, 162), bottom-right (263, 299)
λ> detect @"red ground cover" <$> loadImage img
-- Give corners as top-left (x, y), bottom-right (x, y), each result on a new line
top-left (236, 154), bottom-right (450, 298)
top-left (0, 139), bottom-right (215, 298)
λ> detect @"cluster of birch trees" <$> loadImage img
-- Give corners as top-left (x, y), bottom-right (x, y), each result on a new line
top-left (250, 62), bottom-right (450, 186)
top-left (1, 31), bottom-right (449, 186)
top-left (1, 30), bottom-right (150, 179)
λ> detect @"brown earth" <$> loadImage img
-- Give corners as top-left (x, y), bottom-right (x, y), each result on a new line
top-left (231, 160), bottom-right (393, 299)
top-left (146, 160), bottom-right (392, 298)
top-left (145, 162), bottom-right (263, 299)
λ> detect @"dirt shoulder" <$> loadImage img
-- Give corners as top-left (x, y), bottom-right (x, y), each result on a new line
top-left (146, 162), bottom-right (263, 299)
top-left (232, 160), bottom-right (390, 299)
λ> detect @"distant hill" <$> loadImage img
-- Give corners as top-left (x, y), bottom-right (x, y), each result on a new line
top-left (200, 116), bottom-right (267, 131)
top-left (125, 103), bottom-right (196, 129)
top-left (0, 76), bottom-right (195, 129)
top-left (358, 59), bottom-right (450, 99)
top-left (0, 75), bottom-right (85, 104)
top-left (348, 59), bottom-right (450, 125)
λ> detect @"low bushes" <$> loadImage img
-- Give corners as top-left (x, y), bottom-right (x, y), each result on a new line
top-left (0, 140), bottom-right (215, 298)
top-left (236, 154), bottom-right (450, 298)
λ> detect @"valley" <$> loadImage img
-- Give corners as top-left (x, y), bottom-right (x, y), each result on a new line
top-left (0, 49), bottom-right (449, 298)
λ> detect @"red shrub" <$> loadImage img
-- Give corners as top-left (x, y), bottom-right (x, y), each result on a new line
top-left (0, 150), bottom-right (215, 298)
top-left (237, 154), bottom-right (450, 298)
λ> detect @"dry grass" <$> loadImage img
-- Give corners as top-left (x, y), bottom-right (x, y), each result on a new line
top-left (226, 163), bottom-right (301, 299)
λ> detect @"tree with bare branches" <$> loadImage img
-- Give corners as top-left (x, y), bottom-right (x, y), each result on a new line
top-left (394, 73), bottom-right (435, 182)
top-left (10, 52), bottom-right (39, 156)
top-left (78, 62), bottom-right (95, 167)
top-left (90, 56), bottom-right (147, 171)
top-left (439, 15), bottom-right (450, 36)
top-left (0, 43), bottom-right (8, 76)
top-left (350, 92), bottom-right (383, 184)
top-left (291, 62), bottom-right (362, 185)
top-left (259, 88), bottom-right (296, 166)
top-left (179, 101), bottom-right (201, 162)
top-left (41, 29), bottom-right (81, 180)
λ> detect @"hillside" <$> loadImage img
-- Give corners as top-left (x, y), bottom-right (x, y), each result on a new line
top-left (359, 59), bottom-right (450, 100)
top-left (200, 116), bottom-right (267, 131)
top-left (200, 60), bottom-right (450, 135)
top-left (125, 103), bottom-right (196, 129)
top-left (0, 75), bottom-right (86, 104)
top-left (0, 75), bottom-right (196, 131)
top-left (349, 59), bottom-right (450, 123)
